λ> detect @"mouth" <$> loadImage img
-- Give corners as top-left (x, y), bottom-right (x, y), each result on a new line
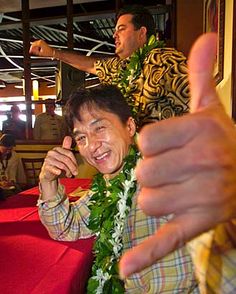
top-left (94, 151), bottom-right (110, 163)
top-left (115, 41), bottom-right (120, 48)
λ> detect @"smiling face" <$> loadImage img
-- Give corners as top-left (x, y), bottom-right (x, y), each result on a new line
top-left (113, 14), bottom-right (147, 59)
top-left (73, 105), bottom-right (136, 178)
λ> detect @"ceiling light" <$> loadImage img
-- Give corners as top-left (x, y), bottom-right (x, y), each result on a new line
top-left (14, 84), bottom-right (23, 89)
top-left (0, 81), bottom-right (6, 88)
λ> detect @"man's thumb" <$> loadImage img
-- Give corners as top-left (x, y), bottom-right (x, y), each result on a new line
top-left (62, 136), bottom-right (72, 149)
top-left (188, 33), bottom-right (218, 113)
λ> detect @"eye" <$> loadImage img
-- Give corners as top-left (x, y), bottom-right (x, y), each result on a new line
top-left (75, 135), bottom-right (86, 145)
top-left (96, 125), bottom-right (105, 132)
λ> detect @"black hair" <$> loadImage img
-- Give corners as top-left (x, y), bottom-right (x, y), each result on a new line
top-left (0, 134), bottom-right (15, 147)
top-left (65, 84), bottom-right (132, 133)
top-left (117, 5), bottom-right (156, 39)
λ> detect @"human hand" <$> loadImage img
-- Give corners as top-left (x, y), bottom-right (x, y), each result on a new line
top-left (29, 39), bottom-right (55, 58)
top-left (39, 136), bottom-right (78, 183)
top-left (119, 33), bottom-right (236, 278)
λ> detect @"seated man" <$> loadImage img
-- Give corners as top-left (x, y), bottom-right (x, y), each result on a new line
top-left (0, 134), bottom-right (24, 199)
top-left (38, 85), bottom-right (199, 293)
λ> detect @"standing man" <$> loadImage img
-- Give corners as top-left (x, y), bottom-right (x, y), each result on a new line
top-left (2, 105), bottom-right (26, 140)
top-left (38, 85), bottom-right (198, 293)
top-left (30, 5), bottom-right (189, 129)
top-left (33, 98), bottom-right (66, 141)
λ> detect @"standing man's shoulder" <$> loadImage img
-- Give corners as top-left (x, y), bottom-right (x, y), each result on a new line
top-left (147, 47), bottom-right (187, 64)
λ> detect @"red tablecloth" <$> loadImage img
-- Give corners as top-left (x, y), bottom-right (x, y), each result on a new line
top-left (0, 178), bottom-right (94, 294)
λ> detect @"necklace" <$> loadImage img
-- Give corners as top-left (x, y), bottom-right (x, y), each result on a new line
top-left (87, 145), bottom-right (141, 293)
top-left (113, 35), bottom-right (165, 117)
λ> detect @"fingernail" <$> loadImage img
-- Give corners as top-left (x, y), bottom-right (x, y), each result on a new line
top-left (73, 170), bottom-right (78, 175)
top-left (119, 264), bottom-right (133, 280)
top-left (119, 268), bottom-right (126, 280)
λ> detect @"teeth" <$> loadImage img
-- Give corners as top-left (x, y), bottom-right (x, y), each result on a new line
top-left (96, 152), bottom-right (108, 160)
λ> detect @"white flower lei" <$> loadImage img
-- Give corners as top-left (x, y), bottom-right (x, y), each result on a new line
top-left (87, 145), bottom-right (140, 293)
top-left (93, 167), bottom-right (136, 292)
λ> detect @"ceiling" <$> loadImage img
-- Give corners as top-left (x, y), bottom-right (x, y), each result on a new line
top-left (0, 0), bottom-right (169, 88)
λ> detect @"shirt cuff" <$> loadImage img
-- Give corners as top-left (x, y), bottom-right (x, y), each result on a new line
top-left (37, 183), bottom-right (65, 208)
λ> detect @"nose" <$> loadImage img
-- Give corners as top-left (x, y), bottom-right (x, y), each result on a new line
top-left (113, 30), bottom-right (117, 39)
top-left (87, 135), bottom-right (101, 153)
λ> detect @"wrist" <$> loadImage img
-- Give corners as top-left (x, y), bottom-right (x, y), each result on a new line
top-left (39, 179), bottom-right (58, 201)
top-left (51, 48), bottom-right (59, 60)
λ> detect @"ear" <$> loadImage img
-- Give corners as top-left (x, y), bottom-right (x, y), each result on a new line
top-left (139, 26), bottom-right (147, 42)
top-left (126, 117), bottom-right (136, 137)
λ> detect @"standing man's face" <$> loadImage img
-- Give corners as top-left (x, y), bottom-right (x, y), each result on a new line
top-left (45, 104), bottom-right (55, 115)
top-left (113, 14), bottom-right (147, 59)
top-left (73, 105), bottom-right (136, 178)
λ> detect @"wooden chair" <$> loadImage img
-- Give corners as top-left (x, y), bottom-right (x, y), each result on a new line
top-left (21, 158), bottom-right (45, 188)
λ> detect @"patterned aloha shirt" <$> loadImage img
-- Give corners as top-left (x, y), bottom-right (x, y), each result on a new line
top-left (95, 47), bottom-right (190, 129)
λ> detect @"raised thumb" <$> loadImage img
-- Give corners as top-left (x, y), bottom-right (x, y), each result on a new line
top-left (62, 136), bottom-right (72, 150)
top-left (188, 33), bottom-right (218, 113)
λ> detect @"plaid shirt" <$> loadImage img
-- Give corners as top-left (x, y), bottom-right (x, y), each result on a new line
top-left (38, 184), bottom-right (198, 293)
top-left (188, 220), bottom-right (236, 294)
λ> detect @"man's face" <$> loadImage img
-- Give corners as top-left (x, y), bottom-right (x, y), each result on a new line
top-left (113, 14), bottom-right (146, 59)
top-left (45, 104), bottom-right (55, 115)
top-left (11, 109), bottom-right (20, 120)
top-left (0, 146), bottom-right (13, 157)
top-left (73, 105), bottom-right (135, 178)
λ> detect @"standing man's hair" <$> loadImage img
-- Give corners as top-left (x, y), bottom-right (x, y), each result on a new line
top-left (117, 5), bottom-right (156, 39)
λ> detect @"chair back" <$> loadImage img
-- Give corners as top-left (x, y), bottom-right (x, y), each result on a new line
top-left (21, 158), bottom-right (44, 188)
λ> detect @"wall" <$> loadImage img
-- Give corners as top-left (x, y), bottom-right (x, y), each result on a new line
top-left (0, 81), bottom-right (56, 98)
top-left (176, 0), bottom-right (204, 56)
top-left (217, 0), bottom-right (233, 115)
top-left (176, 0), bottom-right (233, 116)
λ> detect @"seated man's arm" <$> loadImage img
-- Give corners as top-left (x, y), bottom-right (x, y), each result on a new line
top-left (38, 136), bottom-right (93, 240)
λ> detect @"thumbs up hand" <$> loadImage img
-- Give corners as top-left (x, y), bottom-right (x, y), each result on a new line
top-left (119, 33), bottom-right (236, 278)
top-left (40, 136), bottom-right (78, 183)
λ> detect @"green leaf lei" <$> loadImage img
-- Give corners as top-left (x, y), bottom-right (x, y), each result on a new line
top-left (87, 144), bottom-right (141, 293)
top-left (114, 35), bottom-right (165, 117)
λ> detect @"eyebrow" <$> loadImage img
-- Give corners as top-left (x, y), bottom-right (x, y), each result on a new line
top-left (115, 24), bottom-right (126, 31)
top-left (73, 118), bottom-right (104, 137)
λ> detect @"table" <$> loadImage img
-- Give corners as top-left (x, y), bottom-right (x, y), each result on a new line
top-left (0, 178), bottom-right (94, 294)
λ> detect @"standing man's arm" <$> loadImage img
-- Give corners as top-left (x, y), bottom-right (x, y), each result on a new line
top-left (29, 40), bottom-right (97, 75)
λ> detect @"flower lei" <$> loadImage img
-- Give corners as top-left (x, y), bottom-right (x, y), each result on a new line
top-left (114, 35), bottom-right (165, 117)
top-left (87, 145), bottom-right (141, 293)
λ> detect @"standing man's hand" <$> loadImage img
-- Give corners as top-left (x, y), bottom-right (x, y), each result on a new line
top-left (119, 33), bottom-right (236, 278)
top-left (29, 39), bottom-right (55, 58)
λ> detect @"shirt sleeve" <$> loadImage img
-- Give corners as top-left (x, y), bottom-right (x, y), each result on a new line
top-left (95, 57), bottom-right (120, 84)
top-left (162, 49), bottom-right (190, 115)
top-left (37, 184), bottom-right (93, 241)
top-left (188, 221), bottom-right (236, 293)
